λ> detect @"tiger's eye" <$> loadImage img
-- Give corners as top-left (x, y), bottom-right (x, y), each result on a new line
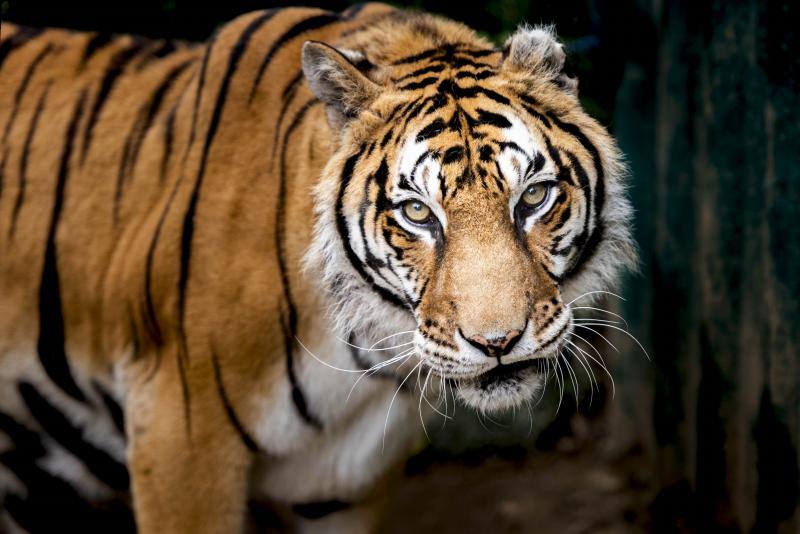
top-left (402, 200), bottom-right (432, 223)
top-left (521, 183), bottom-right (548, 207)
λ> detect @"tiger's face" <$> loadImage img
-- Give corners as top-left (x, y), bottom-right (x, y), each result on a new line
top-left (392, 108), bottom-right (572, 413)
top-left (304, 22), bottom-right (636, 413)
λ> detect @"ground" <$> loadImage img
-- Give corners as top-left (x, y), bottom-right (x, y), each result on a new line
top-left (384, 444), bottom-right (649, 533)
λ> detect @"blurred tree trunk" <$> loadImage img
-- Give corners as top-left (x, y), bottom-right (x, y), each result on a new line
top-left (610, 0), bottom-right (799, 531)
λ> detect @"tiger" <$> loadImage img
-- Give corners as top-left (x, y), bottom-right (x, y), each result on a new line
top-left (0, 3), bottom-right (636, 533)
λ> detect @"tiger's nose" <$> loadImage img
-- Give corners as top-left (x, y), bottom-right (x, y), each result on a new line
top-left (464, 329), bottom-right (523, 358)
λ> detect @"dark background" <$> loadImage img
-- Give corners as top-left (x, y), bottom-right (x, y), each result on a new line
top-left (2, 0), bottom-right (798, 532)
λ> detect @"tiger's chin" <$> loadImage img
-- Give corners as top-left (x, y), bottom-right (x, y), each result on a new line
top-left (455, 359), bottom-right (547, 414)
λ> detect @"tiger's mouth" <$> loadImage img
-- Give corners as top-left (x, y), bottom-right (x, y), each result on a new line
top-left (474, 358), bottom-right (546, 388)
top-left (454, 357), bottom-right (549, 413)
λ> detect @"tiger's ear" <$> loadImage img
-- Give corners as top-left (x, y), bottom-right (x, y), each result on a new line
top-left (500, 25), bottom-right (577, 95)
top-left (302, 41), bottom-right (381, 130)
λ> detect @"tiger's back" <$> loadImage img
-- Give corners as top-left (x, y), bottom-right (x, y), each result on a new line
top-left (0, 5), bottom-right (403, 531)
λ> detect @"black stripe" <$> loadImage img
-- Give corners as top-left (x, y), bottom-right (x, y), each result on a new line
top-left (283, 314), bottom-right (323, 429)
top-left (249, 13), bottom-right (340, 103)
top-left (442, 145), bottom-right (465, 164)
top-left (277, 99), bottom-right (324, 429)
top-left (547, 113), bottom-right (606, 275)
top-left (141, 174), bottom-right (184, 349)
top-left (292, 499), bottom-right (351, 520)
top-left (9, 83), bottom-right (50, 239)
top-left (497, 140), bottom-right (529, 157)
top-left (176, 12), bottom-right (277, 434)
top-left (269, 70), bottom-right (305, 161)
top-left (551, 199), bottom-right (572, 231)
top-left (448, 84), bottom-right (511, 106)
top-left (80, 32), bottom-right (114, 68)
top-left (184, 30), bottom-right (219, 164)
top-left (92, 381), bottom-right (126, 436)
top-left (114, 59), bottom-right (192, 221)
top-left (415, 118), bottom-right (445, 142)
top-left (551, 151), bottom-right (591, 261)
top-left (393, 63), bottom-right (445, 83)
top-left (141, 109), bottom-right (186, 347)
top-left (454, 68), bottom-right (495, 80)
top-left (427, 91), bottom-right (449, 114)
top-left (249, 501), bottom-right (287, 531)
top-left (456, 48), bottom-right (501, 58)
top-left (1, 449), bottom-right (134, 533)
top-left (81, 40), bottom-right (146, 164)
top-left (136, 40), bottom-right (177, 70)
top-left (37, 90), bottom-right (88, 404)
top-left (18, 382), bottom-right (130, 490)
top-left (1, 42), bottom-right (53, 146)
top-left (520, 102), bottom-right (552, 128)
top-left (335, 147), bottom-right (407, 310)
top-left (160, 103), bottom-right (178, 183)
top-left (547, 113), bottom-right (605, 210)
top-left (129, 59), bottom-right (192, 166)
top-left (531, 151), bottom-right (546, 175)
top-left (450, 56), bottom-right (492, 69)
top-left (127, 304), bottom-right (142, 361)
top-left (392, 48), bottom-right (439, 65)
top-left (358, 162), bottom-right (402, 292)
top-left (398, 76), bottom-right (438, 91)
top-left (0, 411), bottom-right (46, 458)
top-left (0, 147), bottom-right (7, 200)
top-left (543, 134), bottom-right (574, 185)
top-left (0, 26), bottom-right (44, 71)
top-left (341, 3), bottom-right (368, 18)
top-left (401, 96), bottom-right (434, 126)
top-left (211, 351), bottom-right (259, 452)
top-left (475, 108), bottom-right (511, 129)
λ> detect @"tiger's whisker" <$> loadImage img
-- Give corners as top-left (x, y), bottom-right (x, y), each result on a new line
top-left (338, 338), bottom-right (414, 352)
top-left (554, 354), bottom-right (565, 414)
top-left (574, 318), bottom-right (623, 326)
top-left (296, 336), bottom-right (367, 374)
top-left (345, 351), bottom-right (413, 402)
top-left (560, 351), bottom-right (580, 402)
top-left (573, 324), bottom-right (620, 353)
top-left (421, 368), bottom-right (451, 420)
top-left (571, 306), bottom-right (629, 327)
top-left (417, 365), bottom-right (431, 442)
top-left (564, 343), bottom-right (596, 405)
top-left (524, 398), bottom-right (534, 437)
top-left (576, 322), bottom-right (650, 361)
top-left (568, 338), bottom-right (616, 398)
top-left (567, 290), bottom-right (626, 306)
top-left (534, 358), bottom-right (550, 408)
top-left (383, 359), bottom-right (423, 452)
top-left (484, 411), bottom-right (508, 428)
top-left (567, 341), bottom-right (599, 392)
top-left (569, 331), bottom-right (610, 368)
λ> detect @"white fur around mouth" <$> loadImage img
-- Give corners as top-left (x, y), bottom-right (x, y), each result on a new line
top-left (455, 358), bottom-right (547, 414)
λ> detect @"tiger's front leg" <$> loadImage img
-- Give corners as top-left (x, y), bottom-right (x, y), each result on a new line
top-left (124, 346), bottom-right (254, 534)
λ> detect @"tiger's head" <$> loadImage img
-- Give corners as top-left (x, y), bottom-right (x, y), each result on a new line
top-left (303, 14), bottom-right (637, 414)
